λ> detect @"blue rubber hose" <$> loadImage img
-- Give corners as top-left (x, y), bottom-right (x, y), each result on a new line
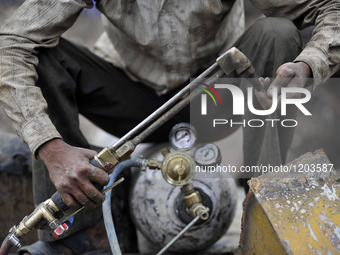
top-left (102, 159), bottom-right (141, 255)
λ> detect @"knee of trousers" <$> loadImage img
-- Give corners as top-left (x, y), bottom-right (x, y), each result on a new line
top-left (249, 17), bottom-right (302, 53)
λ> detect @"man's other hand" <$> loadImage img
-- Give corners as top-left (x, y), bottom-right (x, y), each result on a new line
top-left (37, 139), bottom-right (110, 209)
top-left (255, 62), bottom-right (312, 110)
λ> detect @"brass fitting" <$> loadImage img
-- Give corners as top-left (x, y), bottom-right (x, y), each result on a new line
top-left (180, 184), bottom-right (210, 220)
top-left (95, 141), bottom-right (136, 172)
top-left (161, 151), bottom-right (195, 186)
top-left (115, 141), bottom-right (135, 160)
top-left (183, 191), bottom-right (201, 208)
top-left (15, 199), bottom-right (60, 239)
top-left (135, 158), bottom-right (162, 171)
top-left (181, 183), bottom-right (195, 195)
top-left (147, 159), bottom-right (162, 170)
top-left (182, 184), bottom-right (202, 209)
top-left (190, 203), bottom-right (209, 220)
top-left (95, 148), bottom-right (119, 171)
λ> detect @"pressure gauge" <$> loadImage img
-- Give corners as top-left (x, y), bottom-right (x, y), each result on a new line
top-left (194, 143), bottom-right (221, 166)
top-left (169, 123), bottom-right (197, 151)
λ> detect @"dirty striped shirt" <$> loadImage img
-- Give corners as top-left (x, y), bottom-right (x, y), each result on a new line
top-left (0, 0), bottom-right (339, 154)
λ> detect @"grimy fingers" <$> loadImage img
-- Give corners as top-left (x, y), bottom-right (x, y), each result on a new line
top-left (89, 164), bottom-right (110, 186)
top-left (77, 179), bottom-right (105, 208)
top-left (72, 186), bottom-right (98, 209)
top-left (60, 192), bottom-right (82, 209)
top-left (267, 66), bottom-right (295, 98)
top-left (82, 181), bottom-right (106, 206)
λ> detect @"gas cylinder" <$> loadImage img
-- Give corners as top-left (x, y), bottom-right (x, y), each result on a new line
top-left (129, 123), bottom-right (237, 253)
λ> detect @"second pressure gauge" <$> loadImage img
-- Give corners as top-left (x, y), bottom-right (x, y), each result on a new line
top-left (169, 123), bottom-right (197, 151)
top-left (194, 143), bottom-right (221, 166)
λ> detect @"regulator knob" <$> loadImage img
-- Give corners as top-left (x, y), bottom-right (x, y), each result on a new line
top-left (161, 151), bottom-right (196, 186)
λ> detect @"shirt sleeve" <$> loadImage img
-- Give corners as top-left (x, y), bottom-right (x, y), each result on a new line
top-left (250, 0), bottom-right (340, 88)
top-left (0, 0), bottom-right (94, 155)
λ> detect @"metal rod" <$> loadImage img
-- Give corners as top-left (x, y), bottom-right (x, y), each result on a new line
top-left (101, 177), bottom-right (125, 194)
top-left (132, 90), bottom-right (196, 145)
top-left (109, 63), bottom-right (219, 152)
top-left (156, 216), bottom-right (200, 255)
top-left (132, 68), bottom-right (225, 146)
top-left (66, 177), bottom-right (125, 220)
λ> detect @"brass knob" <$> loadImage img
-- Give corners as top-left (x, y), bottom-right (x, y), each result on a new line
top-left (161, 151), bottom-right (195, 186)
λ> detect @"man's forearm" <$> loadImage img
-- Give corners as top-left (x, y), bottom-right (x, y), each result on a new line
top-left (251, 0), bottom-right (340, 86)
top-left (0, 0), bottom-right (93, 153)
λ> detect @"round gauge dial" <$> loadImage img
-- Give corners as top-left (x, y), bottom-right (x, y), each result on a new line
top-left (169, 123), bottom-right (197, 151)
top-left (194, 143), bottom-right (221, 166)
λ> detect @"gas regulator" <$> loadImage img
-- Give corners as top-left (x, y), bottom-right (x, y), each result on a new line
top-left (130, 123), bottom-right (237, 254)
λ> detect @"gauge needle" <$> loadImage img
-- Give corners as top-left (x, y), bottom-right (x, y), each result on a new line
top-left (177, 133), bottom-right (187, 140)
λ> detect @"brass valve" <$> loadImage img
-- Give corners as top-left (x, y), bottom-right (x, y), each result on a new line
top-left (181, 184), bottom-right (210, 220)
top-left (8, 198), bottom-right (61, 248)
top-left (161, 151), bottom-right (195, 186)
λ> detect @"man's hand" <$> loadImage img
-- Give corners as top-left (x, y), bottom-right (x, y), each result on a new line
top-left (37, 139), bottom-right (110, 209)
top-left (255, 62), bottom-right (312, 110)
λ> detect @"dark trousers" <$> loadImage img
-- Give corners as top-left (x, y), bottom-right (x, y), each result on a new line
top-left (33, 17), bottom-right (302, 243)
